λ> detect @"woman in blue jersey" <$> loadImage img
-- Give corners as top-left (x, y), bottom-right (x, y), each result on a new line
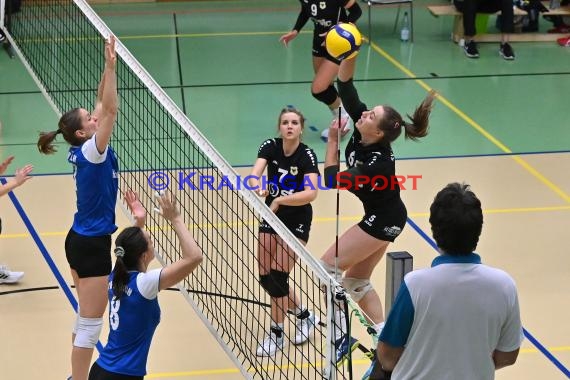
top-left (249, 107), bottom-right (320, 356)
top-left (88, 190), bottom-right (202, 380)
top-left (37, 36), bottom-right (119, 380)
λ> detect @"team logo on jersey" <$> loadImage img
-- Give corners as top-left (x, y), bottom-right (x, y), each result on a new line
top-left (347, 151), bottom-right (356, 167)
top-left (383, 226), bottom-right (402, 237)
top-left (320, 1), bottom-right (326, 9)
top-left (290, 166), bottom-right (298, 175)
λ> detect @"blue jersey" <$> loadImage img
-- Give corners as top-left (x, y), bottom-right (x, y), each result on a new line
top-left (68, 134), bottom-right (119, 236)
top-left (97, 269), bottom-right (162, 376)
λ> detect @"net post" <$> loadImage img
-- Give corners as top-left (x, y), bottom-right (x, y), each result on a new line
top-left (385, 251), bottom-right (413, 314)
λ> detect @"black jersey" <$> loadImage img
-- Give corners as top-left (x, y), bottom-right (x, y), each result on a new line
top-left (338, 98), bottom-right (402, 209)
top-left (299, 0), bottom-right (350, 35)
top-left (257, 138), bottom-right (320, 216)
top-left (344, 128), bottom-right (400, 209)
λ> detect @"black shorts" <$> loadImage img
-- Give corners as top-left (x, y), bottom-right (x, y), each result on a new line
top-left (357, 199), bottom-right (407, 242)
top-left (89, 362), bottom-right (143, 380)
top-left (312, 33), bottom-right (341, 65)
top-left (259, 209), bottom-right (312, 242)
top-left (65, 228), bottom-right (112, 278)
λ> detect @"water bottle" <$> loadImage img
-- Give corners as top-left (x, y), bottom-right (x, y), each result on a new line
top-left (400, 12), bottom-right (410, 42)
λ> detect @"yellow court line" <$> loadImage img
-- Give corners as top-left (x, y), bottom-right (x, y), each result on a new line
top-left (1, 206), bottom-right (568, 240)
top-left (121, 31), bottom-right (282, 40)
top-left (19, 30), bottom-right (311, 45)
top-left (119, 30), bottom-right (312, 40)
top-left (368, 40), bottom-right (570, 204)
top-left (480, 205), bottom-right (570, 214)
top-left (314, 205), bottom-right (570, 223)
top-left (520, 346), bottom-right (570, 354)
top-left (145, 345), bottom-right (570, 378)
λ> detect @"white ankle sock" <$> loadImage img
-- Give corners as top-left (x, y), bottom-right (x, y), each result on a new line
top-left (373, 321), bottom-right (385, 336)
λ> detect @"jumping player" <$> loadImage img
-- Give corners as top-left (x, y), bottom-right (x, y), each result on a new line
top-left (320, 56), bottom-right (436, 365)
top-left (279, 0), bottom-right (362, 141)
top-left (37, 36), bottom-right (118, 380)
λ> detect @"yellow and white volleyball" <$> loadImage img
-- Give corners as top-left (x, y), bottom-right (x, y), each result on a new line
top-left (325, 23), bottom-right (362, 61)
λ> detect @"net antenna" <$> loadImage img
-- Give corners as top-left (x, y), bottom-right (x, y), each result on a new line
top-left (334, 109), bottom-right (342, 284)
top-left (8, 0), bottom-right (352, 378)
top-left (334, 108), bottom-right (354, 380)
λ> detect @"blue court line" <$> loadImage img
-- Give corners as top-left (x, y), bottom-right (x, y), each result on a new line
top-left (1, 149), bottom-right (568, 178)
top-left (523, 328), bottom-right (570, 378)
top-left (405, 217), bottom-right (570, 377)
top-left (1, 178), bottom-right (104, 353)
top-left (396, 149), bottom-right (570, 162)
top-left (231, 149), bottom-right (570, 169)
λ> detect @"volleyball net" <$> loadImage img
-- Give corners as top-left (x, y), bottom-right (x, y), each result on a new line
top-left (3, 1), bottom-right (355, 378)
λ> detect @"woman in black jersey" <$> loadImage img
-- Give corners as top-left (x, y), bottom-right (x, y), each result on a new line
top-left (249, 107), bottom-right (320, 357)
top-left (279, 0), bottom-right (362, 140)
top-left (321, 57), bottom-right (436, 365)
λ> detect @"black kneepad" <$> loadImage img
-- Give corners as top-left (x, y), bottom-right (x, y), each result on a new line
top-left (312, 85), bottom-right (338, 106)
top-left (259, 274), bottom-right (271, 293)
top-left (267, 270), bottom-right (290, 298)
top-left (259, 271), bottom-right (290, 297)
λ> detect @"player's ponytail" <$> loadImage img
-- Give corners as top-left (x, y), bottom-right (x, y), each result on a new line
top-left (403, 90), bottom-right (436, 141)
top-left (37, 130), bottom-right (61, 154)
top-left (379, 90), bottom-right (436, 143)
top-left (112, 227), bottom-right (149, 299)
top-left (37, 108), bottom-right (84, 154)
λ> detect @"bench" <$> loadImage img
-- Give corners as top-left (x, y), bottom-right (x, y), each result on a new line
top-left (427, 3), bottom-right (570, 42)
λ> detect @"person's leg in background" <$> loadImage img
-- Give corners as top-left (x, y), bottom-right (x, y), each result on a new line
top-left (0, 214), bottom-right (23, 285)
top-left (497, 0), bottom-right (515, 59)
top-left (455, 0), bottom-right (480, 58)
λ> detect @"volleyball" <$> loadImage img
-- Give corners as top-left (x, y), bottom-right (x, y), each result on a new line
top-left (325, 23), bottom-right (362, 61)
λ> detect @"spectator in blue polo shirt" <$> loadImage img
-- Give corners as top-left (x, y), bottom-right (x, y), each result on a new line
top-left (365, 182), bottom-right (523, 380)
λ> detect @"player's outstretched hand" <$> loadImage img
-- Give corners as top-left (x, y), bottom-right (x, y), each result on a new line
top-left (125, 190), bottom-right (146, 227)
top-left (0, 156), bottom-right (15, 176)
top-left (105, 35), bottom-right (116, 68)
top-left (326, 117), bottom-right (349, 143)
top-left (14, 164), bottom-right (33, 186)
top-left (155, 191), bottom-right (180, 222)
